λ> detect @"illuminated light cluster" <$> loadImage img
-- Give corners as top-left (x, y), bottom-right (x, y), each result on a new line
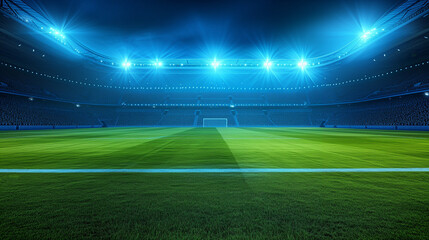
top-left (425, 92), bottom-right (429, 96)
top-left (152, 59), bottom-right (163, 68)
top-left (122, 60), bottom-right (131, 70)
top-left (105, 59), bottom-right (319, 70)
top-left (48, 27), bottom-right (67, 45)
top-left (263, 59), bottom-right (273, 70)
top-left (211, 59), bottom-right (220, 70)
top-left (298, 59), bottom-right (308, 70)
top-left (124, 103), bottom-right (306, 107)
top-left (361, 28), bottom-right (383, 41)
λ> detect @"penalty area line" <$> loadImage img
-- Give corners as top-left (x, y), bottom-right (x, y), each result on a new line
top-left (0, 168), bottom-right (428, 173)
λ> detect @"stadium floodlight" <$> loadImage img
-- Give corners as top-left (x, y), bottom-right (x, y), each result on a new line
top-left (154, 59), bottom-right (163, 67)
top-left (49, 27), bottom-right (66, 39)
top-left (298, 59), bottom-right (308, 70)
top-left (122, 60), bottom-right (131, 70)
top-left (211, 59), bottom-right (220, 70)
top-left (361, 28), bottom-right (378, 41)
top-left (425, 92), bottom-right (429, 96)
top-left (361, 31), bottom-right (370, 40)
top-left (263, 59), bottom-right (273, 70)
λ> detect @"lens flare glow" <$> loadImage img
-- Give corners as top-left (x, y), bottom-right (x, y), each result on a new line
top-left (154, 60), bottom-right (163, 67)
top-left (263, 59), bottom-right (273, 70)
top-left (211, 59), bottom-right (220, 70)
top-left (361, 28), bottom-right (379, 41)
top-left (122, 60), bottom-right (131, 70)
top-left (298, 59), bottom-right (308, 70)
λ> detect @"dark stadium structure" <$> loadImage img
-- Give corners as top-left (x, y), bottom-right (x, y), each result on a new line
top-left (1, 0), bottom-right (429, 239)
top-left (1, 0), bottom-right (429, 130)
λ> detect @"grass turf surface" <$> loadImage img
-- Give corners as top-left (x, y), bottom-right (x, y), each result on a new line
top-left (0, 127), bottom-right (428, 239)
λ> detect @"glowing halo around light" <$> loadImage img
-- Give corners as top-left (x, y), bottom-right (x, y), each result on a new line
top-left (298, 59), bottom-right (308, 70)
top-left (122, 60), bottom-right (131, 70)
top-left (263, 59), bottom-right (273, 70)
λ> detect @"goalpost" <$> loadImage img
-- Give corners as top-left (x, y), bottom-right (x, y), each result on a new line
top-left (203, 118), bottom-right (228, 127)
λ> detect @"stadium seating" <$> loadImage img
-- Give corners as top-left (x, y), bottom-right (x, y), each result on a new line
top-left (1, 91), bottom-right (428, 128)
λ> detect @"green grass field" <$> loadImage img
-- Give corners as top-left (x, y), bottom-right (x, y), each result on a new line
top-left (0, 127), bottom-right (428, 239)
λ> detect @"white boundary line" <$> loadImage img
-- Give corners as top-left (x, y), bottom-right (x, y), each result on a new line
top-left (0, 168), bottom-right (428, 173)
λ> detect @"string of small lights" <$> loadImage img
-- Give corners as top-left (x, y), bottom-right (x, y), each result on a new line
top-left (1, 60), bottom-right (428, 92)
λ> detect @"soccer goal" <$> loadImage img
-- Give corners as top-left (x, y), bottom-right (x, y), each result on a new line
top-left (203, 118), bottom-right (228, 127)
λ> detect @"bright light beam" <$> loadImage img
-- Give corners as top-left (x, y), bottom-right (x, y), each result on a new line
top-left (154, 60), bottom-right (163, 67)
top-left (263, 59), bottom-right (273, 70)
top-left (361, 28), bottom-right (379, 41)
top-left (49, 27), bottom-right (66, 39)
top-left (122, 60), bottom-right (131, 70)
top-left (298, 59), bottom-right (308, 70)
top-left (211, 58), bottom-right (220, 70)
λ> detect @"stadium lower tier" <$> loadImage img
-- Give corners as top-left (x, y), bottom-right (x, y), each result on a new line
top-left (1, 92), bottom-right (428, 127)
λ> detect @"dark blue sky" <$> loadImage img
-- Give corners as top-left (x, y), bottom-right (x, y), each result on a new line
top-left (27, 0), bottom-right (401, 59)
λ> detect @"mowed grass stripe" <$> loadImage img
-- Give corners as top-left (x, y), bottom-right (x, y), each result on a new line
top-left (0, 127), bottom-right (428, 169)
top-left (0, 128), bottom-right (242, 169)
top-left (222, 127), bottom-right (371, 168)
top-left (235, 128), bottom-right (429, 168)
top-left (0, 128), bottom-right (190, 169)
top-left (74, 128), bottom-right (241, 169)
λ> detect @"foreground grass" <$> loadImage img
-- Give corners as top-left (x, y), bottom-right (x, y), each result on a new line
top-left (0, 173), bottom-right (428, 239)
top-left (0, 127), bottom-right (428, 239)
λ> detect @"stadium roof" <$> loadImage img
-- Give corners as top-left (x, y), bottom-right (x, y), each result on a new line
top-left (6, 0), bottom-right (426, 68)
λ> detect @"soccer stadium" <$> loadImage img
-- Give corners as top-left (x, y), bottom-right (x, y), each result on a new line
top-left (1, 0), bottom-right (429, 238)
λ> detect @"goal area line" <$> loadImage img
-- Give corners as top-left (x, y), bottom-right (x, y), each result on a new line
top-left (203, 118), bottom-right (228, 128)
top-left (0, 168), bottom-right (428, 173)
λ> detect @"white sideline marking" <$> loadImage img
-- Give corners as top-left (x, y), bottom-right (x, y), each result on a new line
top-left (0, 168), bottom-right (428, 173)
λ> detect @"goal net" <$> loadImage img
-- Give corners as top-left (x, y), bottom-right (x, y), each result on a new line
top-left (203, 118), bottom-right (228, 127)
